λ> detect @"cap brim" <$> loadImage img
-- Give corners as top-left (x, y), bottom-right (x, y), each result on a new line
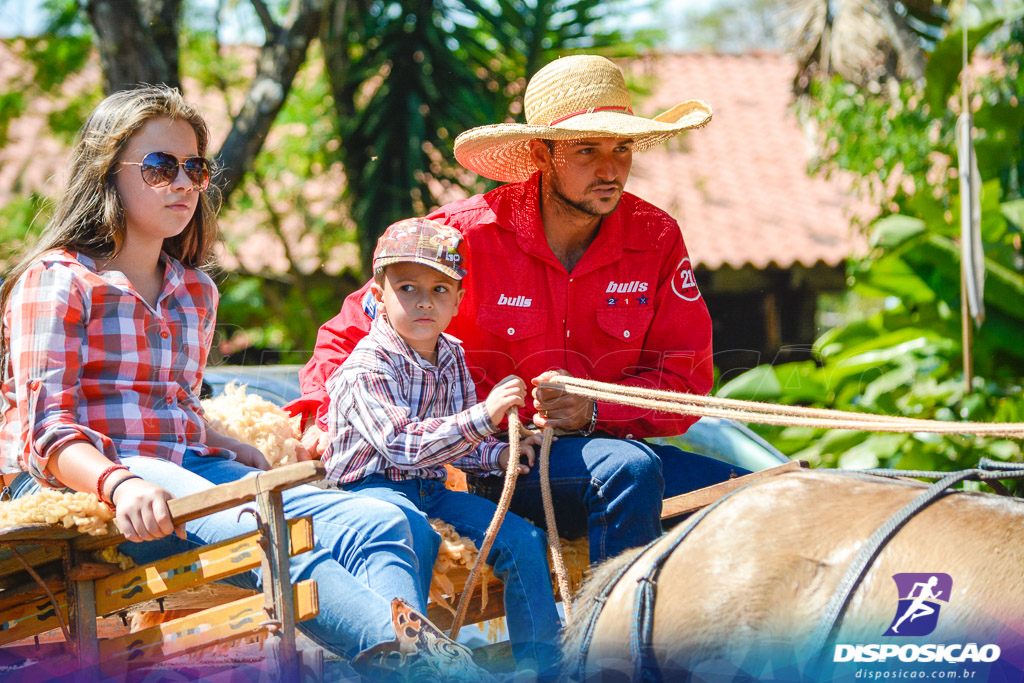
top-left (454, 101), bottom-right (712, 182)
top-left (374, 256), bottom-right (466, 281)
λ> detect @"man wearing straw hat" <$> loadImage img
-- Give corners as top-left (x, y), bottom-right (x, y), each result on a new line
top-left (289, 55), bottom-right (745, 563)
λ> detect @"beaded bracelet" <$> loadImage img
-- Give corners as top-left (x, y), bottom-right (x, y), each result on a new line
top-left (106, 474), bottom-right (142, 509)
top-left (96, 464), bottom-right (129, 507)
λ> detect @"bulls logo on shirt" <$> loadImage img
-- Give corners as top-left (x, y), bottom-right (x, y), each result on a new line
top-left (671, 257), bottom-right (701, 301)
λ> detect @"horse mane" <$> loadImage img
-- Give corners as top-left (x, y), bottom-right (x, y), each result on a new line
top-left (560, 544), bottom-right (646, 679)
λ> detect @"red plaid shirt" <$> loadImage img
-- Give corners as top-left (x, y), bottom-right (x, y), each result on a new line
top-left (323, 315), bottom-right (506, 484)
top-left (1, 249), bottom-right (220, 485)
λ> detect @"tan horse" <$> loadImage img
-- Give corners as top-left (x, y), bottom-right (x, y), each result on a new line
top-left (562, 470), bottom-right (1024, 681)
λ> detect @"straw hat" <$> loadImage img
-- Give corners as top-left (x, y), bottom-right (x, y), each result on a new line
top-left (453, 55), bottom-right (712, 183)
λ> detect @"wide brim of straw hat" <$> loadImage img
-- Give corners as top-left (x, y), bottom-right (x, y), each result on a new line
top-left (454, 100), bottom-right (712, 183)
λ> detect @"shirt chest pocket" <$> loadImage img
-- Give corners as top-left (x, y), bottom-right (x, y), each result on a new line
top-left (477, 304), bottom-right (548, 343)
top-left (595, 307), bottom-right (655, 344)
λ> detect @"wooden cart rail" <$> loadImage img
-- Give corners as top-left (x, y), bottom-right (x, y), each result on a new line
top-left (127, 460), bottom-right (809, 633)
top-left (0, 461), bottom-right (325, 682)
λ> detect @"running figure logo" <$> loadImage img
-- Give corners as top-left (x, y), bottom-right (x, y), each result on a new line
top-left (884, 573), bottom-right (952, 637)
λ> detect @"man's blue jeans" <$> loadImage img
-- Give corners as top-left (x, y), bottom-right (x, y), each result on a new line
top-left (469, 436), bottom-right (745, 563)
top-left (345, 475), bottom-right (562, 676)
top-left (11, 453), bottom-right (439, 660)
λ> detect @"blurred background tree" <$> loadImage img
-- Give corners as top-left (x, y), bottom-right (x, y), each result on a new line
top-left (718, 0), bottom-right (1024, 482)
top-left (0, 0), bottom-right (660, 357)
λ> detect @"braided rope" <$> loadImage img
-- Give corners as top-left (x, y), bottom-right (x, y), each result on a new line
top-left (448, 411), bottom-right (523, 640)
top-left (539, 426), bottom-right (574, 624)
top-left (541, 377), bottom-right (1024, 438)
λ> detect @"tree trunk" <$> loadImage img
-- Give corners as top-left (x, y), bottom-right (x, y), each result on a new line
top-left (213, 0), bottom-right (328, 200)
top-left (85, 0), bottom-right (182, 92)
top-left (85, 0), bottom-right (327, 202)
top-left (321, 0), bottom-right (357, 122)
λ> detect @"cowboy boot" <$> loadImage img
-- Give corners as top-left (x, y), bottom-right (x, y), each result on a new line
top-left (351, 598), bottom-right (499, 683)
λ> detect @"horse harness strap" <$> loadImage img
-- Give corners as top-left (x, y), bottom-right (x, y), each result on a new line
top-left (573, 478), bottom-right (765, 682)
top-left (808, 459), bottom-right (1024, 661)
top-left (575, 460), bottom-right (1024, 682)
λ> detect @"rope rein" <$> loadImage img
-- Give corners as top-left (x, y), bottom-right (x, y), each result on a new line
top-left (449, 411), bottom-right (574, 639)
top-left (448, 412), bottom-right (523, 640)
top-left (540, 426), bottom-right (574, 623)
top-left (540, 376), bottom-right (1024, 438)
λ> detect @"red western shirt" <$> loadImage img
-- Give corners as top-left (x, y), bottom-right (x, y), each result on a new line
top-left (289, 173), bottom-right (713, 439)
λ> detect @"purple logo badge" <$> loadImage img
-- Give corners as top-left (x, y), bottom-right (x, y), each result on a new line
top-left (884, 573), bottom-right (951, 637)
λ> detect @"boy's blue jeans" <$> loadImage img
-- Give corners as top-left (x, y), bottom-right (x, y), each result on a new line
top-left (469, 436), bottom-right (746, 563)
top-left (344, 475), bottom-right (562, 676)
top-left (11, 453), bottom-right (436, 660)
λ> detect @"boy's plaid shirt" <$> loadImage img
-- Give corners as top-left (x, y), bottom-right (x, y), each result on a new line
top-left (324, 315), bottom-right (506, 484)
top-left (1, 249), bottom-right (221, 485)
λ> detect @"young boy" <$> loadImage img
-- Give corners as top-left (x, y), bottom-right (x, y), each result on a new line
top-left (323, 218), bottom-right (562, 677)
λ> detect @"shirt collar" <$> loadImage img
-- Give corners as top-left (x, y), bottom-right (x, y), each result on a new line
top-left (370, 314), bottom-right (459, 371)
top-left (53, 249), bottom-right (187, 308)
top-left (497, 172), bottom-right (626, 277)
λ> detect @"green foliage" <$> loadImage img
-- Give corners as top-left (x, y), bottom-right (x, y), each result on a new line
top-left (335, 0), bottom-right (661, 271)
top-left (0, 194), bottom-right (51, 263)
top-left (722, 14), bottom-right (1024, 481)
top-left (1, 0), bottom-right (660, 357)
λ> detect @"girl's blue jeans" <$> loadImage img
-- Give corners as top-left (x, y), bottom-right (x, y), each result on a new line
top-left (11, 452), bottom-right (438, 660)
top-left (344, 475), bottom-right (562, 677)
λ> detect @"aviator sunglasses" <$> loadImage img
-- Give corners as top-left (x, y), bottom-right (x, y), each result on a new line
top-left (119, 151), bottom-right (211, 191)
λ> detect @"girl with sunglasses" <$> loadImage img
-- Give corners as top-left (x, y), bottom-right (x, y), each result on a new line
top-left (0, 86), bottom-right (469, 675)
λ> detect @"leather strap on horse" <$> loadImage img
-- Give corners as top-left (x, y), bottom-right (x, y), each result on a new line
top-left (539, 376), bottom-right (1024, 437)
top-left (808, 459), bottom-right (1024, 667)
top-left (571, 478), bottom-right (765, 682)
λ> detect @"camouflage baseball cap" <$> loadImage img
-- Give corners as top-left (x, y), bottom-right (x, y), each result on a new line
top-left (373, 217), bottom-right (467, 281)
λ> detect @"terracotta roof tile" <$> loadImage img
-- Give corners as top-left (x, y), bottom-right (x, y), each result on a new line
top-left (623, 53), bottom-right (868, 270)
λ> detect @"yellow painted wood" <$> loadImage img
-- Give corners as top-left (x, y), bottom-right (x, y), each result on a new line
top-left (95, 517), bottom-right (313, 615)
top-left (0, 592), bottom-right (68, 646)
top-left (98, 580), bottom-right (318, 671)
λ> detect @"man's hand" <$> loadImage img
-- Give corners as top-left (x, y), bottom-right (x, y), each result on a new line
top-left (485, 375), bottom-right (527, 427)
top-left (300, 424), bottom-right (330, 460)
top-left (531, 369), bottom-right (594, 431)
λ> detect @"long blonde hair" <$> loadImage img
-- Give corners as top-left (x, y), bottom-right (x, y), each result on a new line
top-left (1, 86), bottom-right (221, 354)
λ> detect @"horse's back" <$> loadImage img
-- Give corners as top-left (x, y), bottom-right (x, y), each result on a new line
top-left (575, 470), bottom-right (1024, 678)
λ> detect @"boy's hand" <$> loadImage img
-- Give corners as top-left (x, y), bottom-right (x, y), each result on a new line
top-left (300, 424), bottom-right (330, 459)
top-left (497, 443), bottom-right (534, 475)
top-left (485, 375), bottom-right (527, 427)
top-left (495, 433), bottom-right (551, 475)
